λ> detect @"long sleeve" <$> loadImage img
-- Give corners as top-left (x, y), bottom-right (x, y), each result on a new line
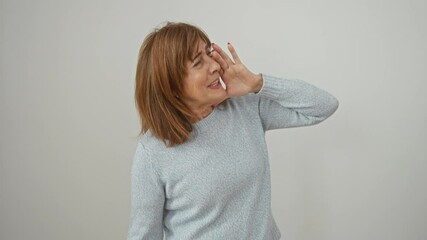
top-left (256, 74), bottom-right (339, 131)
top-left (127, 142), bottom-right (165, 240)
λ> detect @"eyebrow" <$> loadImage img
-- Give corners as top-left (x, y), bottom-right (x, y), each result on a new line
top-left (191, 43), bottom-right (209, 62)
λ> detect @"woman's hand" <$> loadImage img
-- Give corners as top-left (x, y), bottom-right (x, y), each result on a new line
top-left (211, 43), bottom-right (263, 97)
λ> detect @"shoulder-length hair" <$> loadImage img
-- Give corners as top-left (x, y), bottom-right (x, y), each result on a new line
top-left (135, 22), bottom-right (212, 147)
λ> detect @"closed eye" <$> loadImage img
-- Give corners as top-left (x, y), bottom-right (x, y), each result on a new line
top-left (207, 47), bottom-right (214, 57)
top-left (192, 45), bottom-right (212, 68)
top-left (193, 58), bottom-right (202, 67)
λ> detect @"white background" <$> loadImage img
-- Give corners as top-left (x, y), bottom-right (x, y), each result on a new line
top-left (1, 0), bottom-right (426, 239)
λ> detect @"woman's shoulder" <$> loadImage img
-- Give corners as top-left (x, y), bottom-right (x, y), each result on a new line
top-left (132, 131), bottom-right (170, 172)
top-left (137, 130), bottom-right (168, 152)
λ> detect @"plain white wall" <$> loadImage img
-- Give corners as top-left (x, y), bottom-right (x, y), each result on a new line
top-left (1, 0), bottom-right (426, 239)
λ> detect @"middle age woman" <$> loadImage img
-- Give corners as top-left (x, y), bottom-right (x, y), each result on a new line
top-left (128, 22), bottom-right (339, 240)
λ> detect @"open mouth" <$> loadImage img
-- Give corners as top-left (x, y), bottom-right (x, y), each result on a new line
top-left (208, 79), bottom-right (220, 88)
top-left (208, 78), bottom-right (226, 90)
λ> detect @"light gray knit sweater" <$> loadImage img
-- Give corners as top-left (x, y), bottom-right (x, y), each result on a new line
top-left (127, 74), bottom-right (339, 240)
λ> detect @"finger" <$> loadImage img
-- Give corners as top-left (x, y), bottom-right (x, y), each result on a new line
top-left (211, 50), bottom-right (229, 72)
top-left (227, 42), bottom-right (241, 64)
top-left (212, 43), bottom-right (234, 65)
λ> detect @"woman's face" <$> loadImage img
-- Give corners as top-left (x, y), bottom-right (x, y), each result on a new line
top-left (181, 39), bottom-right (227, 111)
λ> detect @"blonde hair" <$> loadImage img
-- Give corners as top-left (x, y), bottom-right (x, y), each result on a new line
top-left (135, 22), bottom-right (212, 147)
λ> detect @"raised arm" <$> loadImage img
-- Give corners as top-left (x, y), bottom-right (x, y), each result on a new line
top-left (256, 74), bottom-right (339, 131)
top-left (210, 43), bottom-right (338, 131)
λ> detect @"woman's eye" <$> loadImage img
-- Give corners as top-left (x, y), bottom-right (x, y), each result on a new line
top-left (207, 49), bottom-right (213, 57)
top-left (193, 59), bottom-right (202, 67)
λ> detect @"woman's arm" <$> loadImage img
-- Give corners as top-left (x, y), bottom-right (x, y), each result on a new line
top-left (127, 143), bottom-right (164, 240)
top-left (255, 74), bottom-right (339, 131)
top-left (211, 43), bottom-right (338, 131)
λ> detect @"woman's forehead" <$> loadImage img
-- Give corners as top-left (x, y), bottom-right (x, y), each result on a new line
top-left (198, 39), bottom-right (212, 52)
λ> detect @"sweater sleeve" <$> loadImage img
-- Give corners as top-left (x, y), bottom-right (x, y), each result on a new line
top-left (256, 74), bottom-right (339, 131)
top-left (127, 142), bottom-right (165, 240)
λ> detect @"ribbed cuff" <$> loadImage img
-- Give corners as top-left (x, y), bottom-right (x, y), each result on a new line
top-left (254, 74), bottom-right (285, 100)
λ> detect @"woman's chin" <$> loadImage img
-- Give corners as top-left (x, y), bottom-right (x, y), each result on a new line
top-left (212, 94), bottom-right (228, 107)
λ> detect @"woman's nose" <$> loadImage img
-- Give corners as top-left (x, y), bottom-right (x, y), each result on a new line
top-left (208, 55), bottom-right (221, 74)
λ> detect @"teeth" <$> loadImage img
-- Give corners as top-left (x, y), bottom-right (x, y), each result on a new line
top-left (209, 80), bottom-right (219, 87)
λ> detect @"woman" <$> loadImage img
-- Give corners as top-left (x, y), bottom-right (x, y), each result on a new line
top-left (128, 22), bottom-right (339, 240)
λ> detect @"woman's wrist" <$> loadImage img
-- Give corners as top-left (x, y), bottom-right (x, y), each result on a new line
top-left (252, 73), bottom-right (263, 93)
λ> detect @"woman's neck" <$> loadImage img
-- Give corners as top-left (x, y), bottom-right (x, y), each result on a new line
top-left (190, 104), bottom-right (214, 122)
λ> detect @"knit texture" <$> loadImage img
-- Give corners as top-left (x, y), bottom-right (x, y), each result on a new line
top-left (127, 74), bottom-right (339, 240)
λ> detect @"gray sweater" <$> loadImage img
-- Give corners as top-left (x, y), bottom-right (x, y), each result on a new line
top-left (127, 74), bottom-right (339, 240)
